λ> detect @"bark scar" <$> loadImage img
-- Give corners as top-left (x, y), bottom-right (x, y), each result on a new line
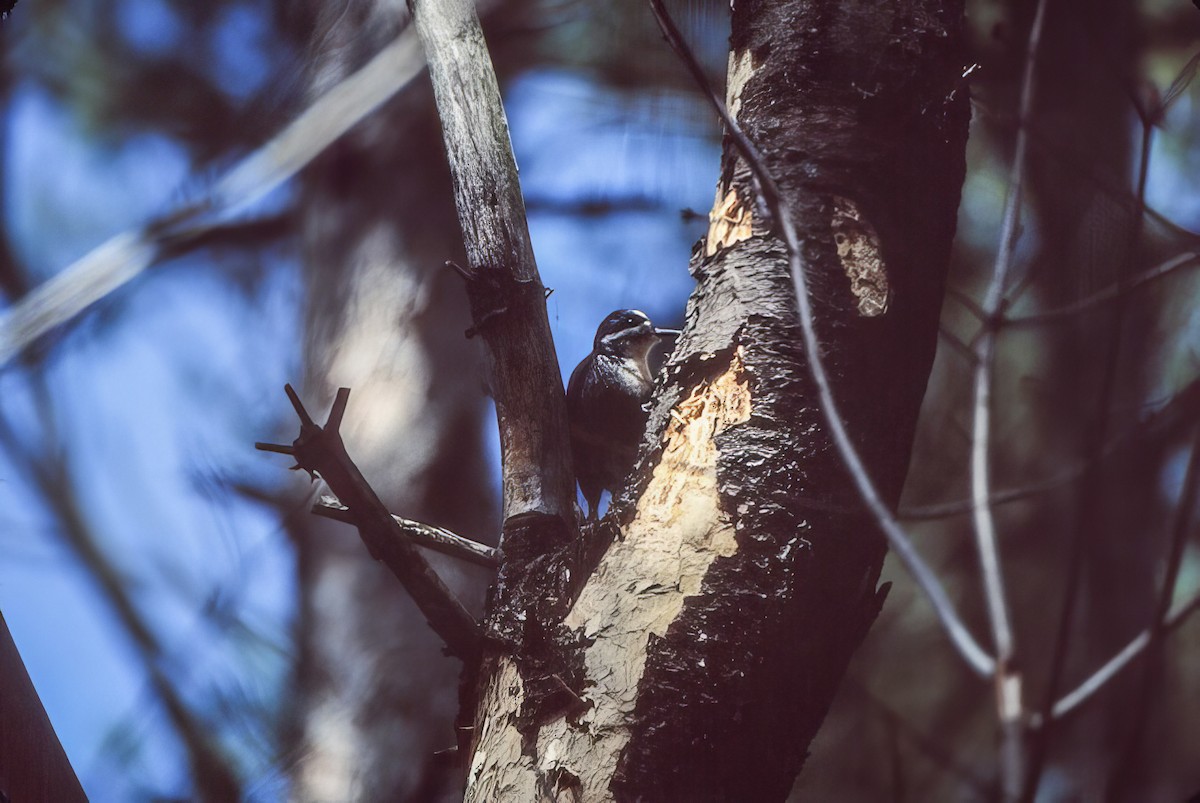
top-left (706, 188), bottom-right (754, 257)
top-left (831, 196), bottom-right (889, 317)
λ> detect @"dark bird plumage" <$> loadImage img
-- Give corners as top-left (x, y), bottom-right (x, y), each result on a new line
top-left (567, 309), bottom-right (676, 519)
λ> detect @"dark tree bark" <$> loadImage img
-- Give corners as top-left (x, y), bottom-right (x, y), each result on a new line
top-left (0, 612), bottom-right (87, 803)
top-left (460, 0), bottom-right (970, 798)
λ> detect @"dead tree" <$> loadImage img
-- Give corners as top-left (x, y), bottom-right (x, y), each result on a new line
top-left (265, 0), bottom-right (971, 797)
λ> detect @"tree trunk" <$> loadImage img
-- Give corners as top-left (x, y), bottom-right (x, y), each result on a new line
top-left (464, 0), bottom-right (969, 799)
top-left (288, 3), bottom-right (493, 800)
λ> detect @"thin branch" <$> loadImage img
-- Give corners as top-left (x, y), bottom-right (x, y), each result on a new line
top-left (902, 464), bottom-right (1082, 521)
top-left (1022, 71), bottom-right (1160, 803)
top-left (847, 677), bottom-right (993, 797)
top-left (971, 97), bottom-right (1200, 249)
top-left (1034, 586), bottom-right (1200, 725)
top-left (312, 494), bottom-right (499, 568)
top-left (902, 373), bottom-right (1200, 521)
top-left (258, 385), bottom-right (482, 660)
top-left (0, 31), bottom-right (426, 367)
top-left (1106, 429), bottom-right (1200, 794)
top-left (156, 214), bottom-right (294, 261)
top-left (649, 0), bottom-right (994, 678)
top-left (969, 0), bottom-right (1048, 794)
top-left (937, 325), bottom-right (978, 365)
top-left (1002, 252), bottom-right (1200, 326)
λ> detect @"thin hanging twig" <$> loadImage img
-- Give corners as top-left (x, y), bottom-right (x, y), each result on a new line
top-left (1022, 60), bottom-right (1160, 803)
top-left (902, 372), bottom-right (1200, 521)
top-left (648, 0), bottom-right (994, 678)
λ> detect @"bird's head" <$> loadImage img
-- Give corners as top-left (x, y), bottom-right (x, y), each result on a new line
top-left (594, 309), bottom-right (671, 359)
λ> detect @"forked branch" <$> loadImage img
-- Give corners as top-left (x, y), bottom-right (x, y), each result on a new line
top-left (257, 385), bottom-right (481, 661)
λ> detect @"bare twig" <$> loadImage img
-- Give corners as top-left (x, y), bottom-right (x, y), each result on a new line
top-left (649, 0), bottom-right (994, 678)
top-left (847, 677), bottom-right (992, 797)
top-left (902, 373), bottom-right (1200, 521)
top-left (312, 494), bottom-right (499, 568)
top-left (969, 99), bottom-right (1200, 249)
top-left (1106, 430), bottom-right (1200, 794)
top-left (1022, 68), bottom-right (1160, 803)
top-left (1002, 252), bottom-right (1200, 326)
top-left (937, 325), bottom-right (978, 365)
top-left (258, 385), bottom-right (482, 660)
top-left (901, 464), bottom-right (1083, 521)
top-left (0, 32), bottom-right (426, 367)
top-left (1032, 586), bottom-right (1200, 725)
top-left (969, 0), bottom-right (1048, 793)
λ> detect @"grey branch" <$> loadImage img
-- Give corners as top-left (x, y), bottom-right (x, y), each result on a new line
top-left (258, 386), bottom-right (482, 660)
top-left (1003, 251), bottom-right (1200, 326)
top-left (313, 495), bottom-right (498, 568)
top-left (412, 0), bottom-right (576, 524)
top-left (968, 0), bottom-right (1048, 794)
top-left (1034, 586), bottom-right (1200, 725)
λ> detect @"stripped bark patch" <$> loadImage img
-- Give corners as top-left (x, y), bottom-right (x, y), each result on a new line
top-left (726, 50), bottom-right (755, 121)
top-left (706, 188), bottom-right (754, 257)
top-left (530, 350), bottom-right (751, 798)
top-left (465, 657), bottom-right (537, 802)
top-left (703, 50), bottom-right (758, 259)
top-left (831, 196), bottom-right (889, 316)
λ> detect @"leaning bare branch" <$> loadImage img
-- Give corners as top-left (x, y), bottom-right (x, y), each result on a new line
top-left (1033, 586), bottom-right (1200, 725)
top-left (0, 32), bottom-right (425, 367)
top-left (648, 0), bottom-right (995, 678)
top-left (257, 385), bottom-right (482, 660)
top-left (312, 494), bottom-right (499, 568)
top-left (1107, 432), bottom-right (1200, 788)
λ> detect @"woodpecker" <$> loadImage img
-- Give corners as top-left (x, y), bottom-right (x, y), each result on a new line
top-left (567, 309), bottom-right (679, 520)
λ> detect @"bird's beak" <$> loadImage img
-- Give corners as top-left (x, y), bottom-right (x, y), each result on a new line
top-left (654, 328), bottom-right (681, 338)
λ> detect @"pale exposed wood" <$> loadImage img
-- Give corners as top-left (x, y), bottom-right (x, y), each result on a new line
top-left (465, 353), bottom-right (752, 799)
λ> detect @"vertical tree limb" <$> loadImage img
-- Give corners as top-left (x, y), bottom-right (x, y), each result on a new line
top-left (969, 0), bottom-right (1048, 795)
top-left (410, 0), bottom-right (575, 526)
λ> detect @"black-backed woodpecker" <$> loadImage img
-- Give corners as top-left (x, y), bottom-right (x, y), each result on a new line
top-left (567, 309), bottom-right (678, 520)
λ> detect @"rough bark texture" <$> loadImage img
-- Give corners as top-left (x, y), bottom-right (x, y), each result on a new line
top-left (0, 612), bottom-right (87, 803)
top-left (465, 0), bottom-right (969, 799)
top-left (288, 2), bottom-right (493, 800)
